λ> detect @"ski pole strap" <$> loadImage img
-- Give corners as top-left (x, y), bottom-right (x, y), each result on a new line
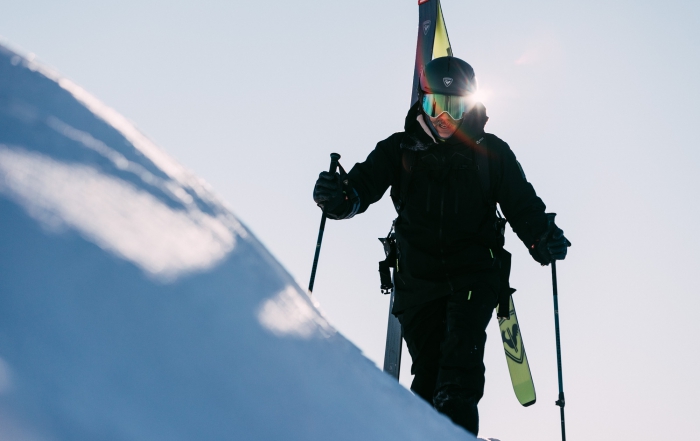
top-left (324, 161), bottom-right (360, 220)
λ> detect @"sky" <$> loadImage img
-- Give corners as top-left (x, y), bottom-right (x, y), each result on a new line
top-left (2, 0), bottom-right (699, 439)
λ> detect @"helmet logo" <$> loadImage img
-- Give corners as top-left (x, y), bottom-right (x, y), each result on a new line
top-left (443, 77), bottom-right (454, 87)
top-left (423, 20), bottom-right (431, 35)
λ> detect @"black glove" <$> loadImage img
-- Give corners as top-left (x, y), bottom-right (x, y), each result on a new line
top-left (313, 171), bottom-right (347, 215)
top-left (530, 223), bottom-right (571, 266)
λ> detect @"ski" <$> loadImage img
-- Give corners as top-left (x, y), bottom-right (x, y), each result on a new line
top-left (383, 0), bottom-right (452, 380)
top-left (498, 296), bottom-right (537, 406)
top-left (383, 286), bottom-right (402, 379)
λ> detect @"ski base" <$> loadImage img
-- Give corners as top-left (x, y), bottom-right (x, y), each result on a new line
top-left (383, 285), bottom-right (402, 380)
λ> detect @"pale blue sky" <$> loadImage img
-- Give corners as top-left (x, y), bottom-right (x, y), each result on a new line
top-left (2, 1), bottom-right (699, 439)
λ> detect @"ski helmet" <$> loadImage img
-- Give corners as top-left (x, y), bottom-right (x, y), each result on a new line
top-left (420, 56), bottom-right (477, 95)
top-left (419, 56), bottom-right (477, 121)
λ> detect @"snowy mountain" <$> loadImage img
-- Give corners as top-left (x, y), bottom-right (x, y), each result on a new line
top-left (0, 43), bottom-right (477, 440)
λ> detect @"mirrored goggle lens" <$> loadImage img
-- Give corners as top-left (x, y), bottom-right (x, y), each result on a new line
top-left (421, 94), bottom-right (471, 119)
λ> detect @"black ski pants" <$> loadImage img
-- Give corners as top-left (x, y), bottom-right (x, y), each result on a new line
top-left (397, 278), bottom-right (498, 436)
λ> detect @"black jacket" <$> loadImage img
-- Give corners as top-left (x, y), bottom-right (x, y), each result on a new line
top-left (344, 104), bottom-right (548, 312)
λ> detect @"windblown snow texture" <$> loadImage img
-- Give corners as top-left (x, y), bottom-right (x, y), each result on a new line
top-left (0, 44), bottom-right (477, 440)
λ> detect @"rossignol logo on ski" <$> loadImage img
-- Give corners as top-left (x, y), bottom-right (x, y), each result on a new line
top-left (499, 302), bottom-right (524, 365)
top-left (500, 322), bottom-right (524, 364)
top-left (423, 20), bottom-right (431, 35)
top-left (443, 77), bottom-right (453, 87)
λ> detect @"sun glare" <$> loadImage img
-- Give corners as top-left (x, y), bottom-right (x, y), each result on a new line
top-left (471, 87), bottom-right (491, 105)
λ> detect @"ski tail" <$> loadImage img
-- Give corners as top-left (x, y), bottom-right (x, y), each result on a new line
top-left (498, 297), bottom-right (537, 406)
top-left (383, 287), bottom-right (402, 379)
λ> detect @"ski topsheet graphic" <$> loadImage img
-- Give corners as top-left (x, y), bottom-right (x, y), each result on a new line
top-left (432, 1), bottom-right (452, 58)
top-left (498, 297), bottom-right (537, 406)
top-left (383, 0), bottom-right (451, 381)
top-left (410, 0), bottom-right (451, 106)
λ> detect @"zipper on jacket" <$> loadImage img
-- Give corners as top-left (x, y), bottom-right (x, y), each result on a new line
top-left (440, 186), bottom-right (445, 231)
top-left (439, 185), bottom-right (446, 265)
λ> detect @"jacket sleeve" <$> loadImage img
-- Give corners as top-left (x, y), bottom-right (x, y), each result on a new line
top-left (345, 133), bottom-right (402, 216)
top-left (489, 135), bottom-right (548, 249)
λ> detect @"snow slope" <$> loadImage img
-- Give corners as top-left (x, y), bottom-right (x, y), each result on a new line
top-left (0, 43), bottom-right (477, 440)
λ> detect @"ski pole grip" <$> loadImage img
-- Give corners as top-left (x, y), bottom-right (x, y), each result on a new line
top-left (329, 153), bottom-right (341, 174)
top-left (546, 212), bottom-right (557, 228)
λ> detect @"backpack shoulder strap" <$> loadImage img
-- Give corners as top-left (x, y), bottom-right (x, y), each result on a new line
top-left (474, 136), bottom-right (494, 208)
top-left (476, 136), bottom-right (511, 317)
top-left (390, 149), bottom-right (417, 213)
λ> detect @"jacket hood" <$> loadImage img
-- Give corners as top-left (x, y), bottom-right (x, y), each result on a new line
top-left (401, 101), bottom-right (438, 151)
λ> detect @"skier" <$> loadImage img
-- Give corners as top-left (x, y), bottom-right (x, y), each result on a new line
top-left (312, 56), bottom-right (569, 436)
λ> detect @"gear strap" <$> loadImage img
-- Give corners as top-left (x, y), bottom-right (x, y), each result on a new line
top-left (378, 221), bottom-right (397, 295)
top-left (495, 248), bottom-right (517, 319)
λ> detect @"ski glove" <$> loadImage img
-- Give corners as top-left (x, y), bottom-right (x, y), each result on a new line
top-left (529, 223), bottom-right (571, 266)
top-left (313, 171), bottom-right (359, 219)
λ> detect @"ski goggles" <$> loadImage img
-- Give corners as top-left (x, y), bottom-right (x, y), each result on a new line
top-left (421, 93), bottom-right (474, 120)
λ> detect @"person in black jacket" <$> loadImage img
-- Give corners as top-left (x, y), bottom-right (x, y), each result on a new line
top-left (313, 56), bottom-right (569, 436)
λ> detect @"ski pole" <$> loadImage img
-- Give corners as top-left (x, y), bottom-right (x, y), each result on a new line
top-left (547, 213), bottom-right (566, 441)
top-left (308, 153), bottom-right (341, 293)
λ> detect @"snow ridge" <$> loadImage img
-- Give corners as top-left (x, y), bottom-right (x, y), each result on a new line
top-left (0, 43), bottom-right (477, 440)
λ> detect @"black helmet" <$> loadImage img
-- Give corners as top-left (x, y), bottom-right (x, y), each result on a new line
top-left (419, 57), bottom-right (478, 123)
top-left (419, 56), bottom-right (477, 96)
